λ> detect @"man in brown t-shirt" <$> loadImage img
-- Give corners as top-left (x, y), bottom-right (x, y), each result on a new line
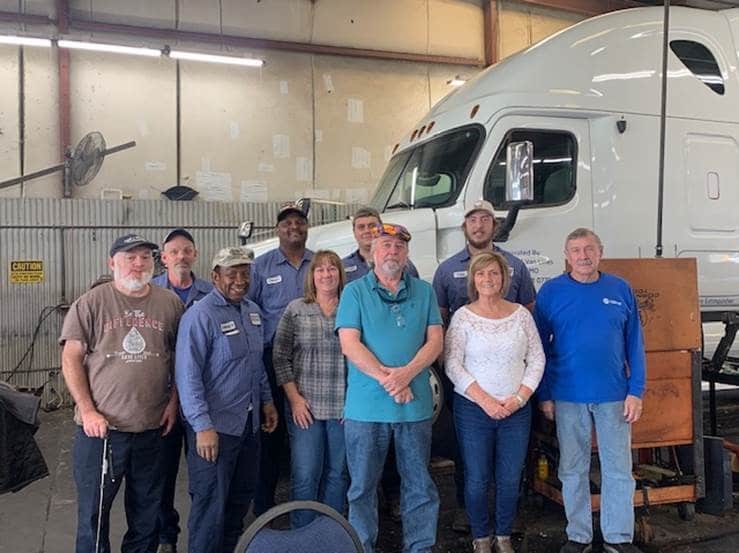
top-left (60, 233), bottom-right (184, 553)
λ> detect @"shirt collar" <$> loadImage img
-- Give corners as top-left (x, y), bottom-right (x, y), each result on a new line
top-left (276, 247), bottom-right (312, 266)
top-left (210, 287), bottom-right (247, 308)
top-left (368, 270), bottom-right (409, 302)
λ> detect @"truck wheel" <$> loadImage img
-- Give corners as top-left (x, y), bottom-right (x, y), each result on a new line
top-left (678, 502), bottom-right (695, 521)
top-left (429, 365), bottom-right (445, 424)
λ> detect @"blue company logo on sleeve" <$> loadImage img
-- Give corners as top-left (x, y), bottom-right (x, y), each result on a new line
top-left (602, 297), bottom-right (623, 306)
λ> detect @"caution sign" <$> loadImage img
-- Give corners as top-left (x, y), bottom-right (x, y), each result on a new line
top-left (10, 260), bottom-right (44, 284)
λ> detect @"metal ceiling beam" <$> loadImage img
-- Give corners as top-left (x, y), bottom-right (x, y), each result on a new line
top-left (483, 0), bottom-right (500, 66)
top-left (514, 0), bottom-right (645, 16)
top-left (0, 10), bottom-right (54, 26)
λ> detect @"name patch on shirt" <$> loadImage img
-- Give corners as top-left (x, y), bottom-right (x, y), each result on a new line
top-left (266, 275), bottom-right (282, 285)
top-left (220, 321), bottom-right (240, 336)
top-left (453, 270), bottom-right (468, 279)
top-left (249, 312), bottom-right (262, 326)
top-left (344, 265), bottom-right (358, 273)
top-left (602, 297), bottom-right (623, 306)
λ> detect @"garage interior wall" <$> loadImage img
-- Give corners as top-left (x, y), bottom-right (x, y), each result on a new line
top-left (0, 0), bottom-right (583, 203)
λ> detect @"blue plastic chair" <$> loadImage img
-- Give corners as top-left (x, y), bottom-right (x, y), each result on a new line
top-left (236, 500), bottom-right (363, 553)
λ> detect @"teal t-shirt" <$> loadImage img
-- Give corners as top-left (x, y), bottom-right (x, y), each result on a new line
top-left (335, 271), bottom-right (442, 422)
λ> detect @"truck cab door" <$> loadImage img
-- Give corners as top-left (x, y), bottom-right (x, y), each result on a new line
top-left (466, 115), bottom-right (593, 288)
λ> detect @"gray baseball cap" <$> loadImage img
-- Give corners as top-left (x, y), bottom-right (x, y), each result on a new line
top-left (211, 247), bottom-right (255, 270)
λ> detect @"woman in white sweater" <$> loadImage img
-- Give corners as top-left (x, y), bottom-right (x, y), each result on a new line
top-left (445, 251), bottom-right (545, 553)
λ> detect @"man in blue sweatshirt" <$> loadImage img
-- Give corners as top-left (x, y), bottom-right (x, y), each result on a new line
top-left (534, 228), bottom-right (646, 553)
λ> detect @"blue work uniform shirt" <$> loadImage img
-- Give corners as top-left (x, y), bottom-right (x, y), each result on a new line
top-left (152, 272), bottom-right (212, 309)
top-left (248, 247), bottom-right (314, 346)
top-left (335, 271), bottom-right (442, 423)
top-left (342, 249), bottom-right (419, 283)
top-left (432, 245), bottom-right (536, 317)
top-left (175, 288), bottom-right (272, 436)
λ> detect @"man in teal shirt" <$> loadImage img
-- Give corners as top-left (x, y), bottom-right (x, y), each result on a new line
top-left (336, 223), bottom-right (443, 553)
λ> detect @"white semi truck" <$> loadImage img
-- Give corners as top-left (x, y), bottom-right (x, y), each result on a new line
top-left (251, 5), bottom-right (739, 360)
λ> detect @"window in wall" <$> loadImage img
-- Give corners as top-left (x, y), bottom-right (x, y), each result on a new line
top-left (484, 130), bottom-right (577, 209)
top-left (670, 40), bottom-right (725, 95)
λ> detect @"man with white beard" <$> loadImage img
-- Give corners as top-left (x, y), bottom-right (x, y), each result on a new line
top-left (60, 234), bottom-right (184, 553)
top-left (336, 223), bottom-right (443, 553)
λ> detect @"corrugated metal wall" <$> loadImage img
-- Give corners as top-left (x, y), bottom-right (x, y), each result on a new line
top-left (0, 198), bottom-right (353, 407)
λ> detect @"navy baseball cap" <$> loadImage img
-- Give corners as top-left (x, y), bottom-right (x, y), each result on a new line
top-left (162, 228), bottom-right (195, 246)
top-left (109, 234), bottom-right (158, 257)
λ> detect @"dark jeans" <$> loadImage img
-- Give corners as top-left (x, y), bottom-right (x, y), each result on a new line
top-left (184, 417), bottom-right (260, 553)
top-left (454, 394), bottom-right (531, 539)
top-left (73, 426), bottom-right (164, 553)
top-left (157, 417), bottom-right (184, 545)
top-left (254, 347), bottom-right (287, 516)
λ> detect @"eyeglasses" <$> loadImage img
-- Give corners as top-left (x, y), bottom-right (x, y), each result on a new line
top-left (390, 303), bottom-right (406, 328)
top-left (370, 223), bottom-right (411, 242)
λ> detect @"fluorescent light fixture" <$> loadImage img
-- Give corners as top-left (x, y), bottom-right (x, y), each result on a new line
top-left (447, 76), bottom-right (467, 87)
top-left (169, 49), bottom-right (263, 67)
top-left (0, 35), bottom-right (51, 47)
top-left (57, 39), bottom-right (161, 57)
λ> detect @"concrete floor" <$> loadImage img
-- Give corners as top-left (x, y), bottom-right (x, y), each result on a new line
top-left (1, 409), bottom-right (738, 553)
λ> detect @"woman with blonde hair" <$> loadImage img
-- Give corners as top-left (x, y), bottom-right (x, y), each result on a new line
top-left (273, 250), bottom-right (348, 527)
top-left (445, 251), bottom-right (545, 553)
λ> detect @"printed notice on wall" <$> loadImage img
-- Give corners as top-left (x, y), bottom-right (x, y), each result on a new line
top-left (10, 260), bottom-right (44, 284)
top-left (258, 162), bottom-right (275, 173)
top-left (241, 181), bottom-right (268, 202)
top-left (351, 147), bottom-right (371, 169)
top-left (273, 134), bottom-right (290, 158)
top-left (279, 80), bottom-right (289, 95)
top-left (323, 74), bottom-right (335, 93)
top-left (296, 157), bottom-right (313, 182)
top-left (347, 98), bottom-right (364, 123)
top-left (197, 171), bottom-right (233, 202)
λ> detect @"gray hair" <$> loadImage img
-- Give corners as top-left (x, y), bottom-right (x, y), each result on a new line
top-left (565, 227), bottom-right (603, 251)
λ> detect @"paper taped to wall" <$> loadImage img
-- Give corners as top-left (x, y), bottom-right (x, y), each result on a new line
top-left (280, 80), bottom-right (289, 95)
top-left (145, 161), bottom-right (167, 171)
top-left (229, 121), bottom-right (240, 140)
top-left (351, 147), bottom-right (371, 169)
top-left (273, 134), bottom-right (290, 158)
top-left (258, 162), bottom-right (275, 173)
top-left (348, 99), bottom-right (364, 123)
top-left (197, 171), bottom-right (233, 202)
top-left (241, 181), bottom-right (268, 202)
top-left (315, 129), bottom-right (323, 143)
top-left (296, 157), bottom-right (313, 182)
top-left (323, 74), bottom-right (335, 93)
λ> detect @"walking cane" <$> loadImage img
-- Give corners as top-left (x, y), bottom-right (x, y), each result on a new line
top-left (95, 434), bottom-right (115, 553)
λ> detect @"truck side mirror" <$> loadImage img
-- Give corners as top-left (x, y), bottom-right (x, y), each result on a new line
top-left (505, 140), bottom-right (534, 203)
top-left (296, 197), bottom-right (312, 217)
top-left (238, 221), bottom-right (254, 245)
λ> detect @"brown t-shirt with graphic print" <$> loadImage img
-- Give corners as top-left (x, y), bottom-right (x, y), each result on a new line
top-left (60, 282), bottom-right (184, 432)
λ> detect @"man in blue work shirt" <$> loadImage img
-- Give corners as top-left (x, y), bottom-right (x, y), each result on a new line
top-left (535, 228), bottom-right (646, 553)
top-left (247, 202), bottom-right (313, 514)
top-left (343, 206), bottom-right (419, 282)
top-left (431, 199), bottom-right (536, 533)
top-left (152, 228), bottom-right (212, 553)
top-left (176, 247), bottom-right (278, 553)
top-left (337, 223), bottom-right (443, 553)
top-left (433, 200), bottom-right (536, 324)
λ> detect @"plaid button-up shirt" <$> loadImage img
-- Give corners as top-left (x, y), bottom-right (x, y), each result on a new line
top-left (273, 298), bottom-right (345, 420)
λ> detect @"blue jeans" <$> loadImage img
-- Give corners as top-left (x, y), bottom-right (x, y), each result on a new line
top-left (555, 401), bottom-right (635, 544)
top-left (184, 418), bottom-right (260, 553)
top-left (157, 417), bottom-right (183, 545)
top-left (344, 419), bottom-right (439, 553)
top-left (453, 394), bottom-right (531, 539)
top-left (72, 426), bottom-right (164, 553)
top-left (286, 404), bottom-right (348, 528)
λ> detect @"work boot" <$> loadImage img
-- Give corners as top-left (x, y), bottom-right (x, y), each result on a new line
top-left (603, 543), bottom-right (644, 553)
top-left (559, 541), bottom-right (593, 553)
top-left (494, 536), bottom-right (515, 553)
top-left (473, 536), bottom-right (492, 553)
top-left (452, 508), bottom-right (471, 533)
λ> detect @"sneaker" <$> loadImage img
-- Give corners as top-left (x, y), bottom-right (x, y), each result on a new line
top-left (603, 543), bottom-right (644, 553)
top-left (452, 508), bottom-right (471, 533)
top-left (157, 545), bottom-right (176, 553)
top-left (473, 536), bottom-right (492, 553)
top-left (493, 536), bottom-right (515, 553)
top-left (559, 541), bottom-right (593, 553)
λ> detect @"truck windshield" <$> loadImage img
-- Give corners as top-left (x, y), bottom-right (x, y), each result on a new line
top-left (370, 125), bottom-right (484, 212)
